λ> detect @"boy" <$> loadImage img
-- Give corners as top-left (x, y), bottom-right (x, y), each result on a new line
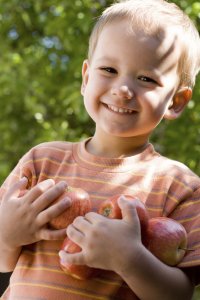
top-left (1, 0), bottom-right (200, 299)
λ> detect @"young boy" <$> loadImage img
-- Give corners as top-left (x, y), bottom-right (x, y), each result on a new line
top-left (1, 0), bottom-right (200, 299)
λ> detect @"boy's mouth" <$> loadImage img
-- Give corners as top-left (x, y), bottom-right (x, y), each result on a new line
top-left (106, 104), bottom-right (135, 114)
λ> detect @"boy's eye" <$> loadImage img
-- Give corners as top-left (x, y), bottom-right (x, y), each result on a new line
top-left (100, 67), bottom-right (117, 74)
top-left (138, 76), bottom-right (157, 84)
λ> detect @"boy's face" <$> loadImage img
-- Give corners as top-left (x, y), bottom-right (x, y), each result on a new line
top-left (81, 20), bottom-right (190, 141)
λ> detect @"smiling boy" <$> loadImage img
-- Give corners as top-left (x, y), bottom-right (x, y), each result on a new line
top-left (81, 20), bottom-right (190, 157)
top-left (1, 1), bottom-right (200, 299)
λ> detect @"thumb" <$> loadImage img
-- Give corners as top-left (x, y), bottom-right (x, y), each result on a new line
top-left (117, 195), bottom-right (140, 226)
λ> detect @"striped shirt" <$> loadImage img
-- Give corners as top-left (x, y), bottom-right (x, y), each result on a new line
top-left (1, 139), bottom-right (200, 299)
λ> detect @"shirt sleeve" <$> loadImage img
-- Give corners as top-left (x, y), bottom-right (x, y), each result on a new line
top-left (0, 148), bottom-right (37, 201)
top-left (169, 186), bottom-right (200, 272)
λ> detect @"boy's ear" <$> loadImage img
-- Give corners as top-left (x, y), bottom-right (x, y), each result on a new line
top-left (81, 59), bottom-right (89, 96)
top-left (164, 87), bottom-right (192, 120)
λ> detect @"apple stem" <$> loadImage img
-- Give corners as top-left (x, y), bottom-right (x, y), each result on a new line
top-left (181, 248), bottom-right (195, 251)
top-left (103, 208), bottom-right (111, 217)
top-left (66, 186), bottom-right (72, 192)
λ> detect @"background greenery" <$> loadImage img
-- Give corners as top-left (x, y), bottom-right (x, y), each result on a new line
top-left (0, 0), bottom-right (200, 184)
top-left (0, 0), bottom-right (200, 297)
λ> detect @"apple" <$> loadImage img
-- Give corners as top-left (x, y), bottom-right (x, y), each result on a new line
top-left (60, 237), bottom-right (96, 280)
top-left (146, 217), bottom-right (188, 266)
top-left (98, 194), bottom-right (149, 246)
top-left (49, 186), bottom-right (91, 230)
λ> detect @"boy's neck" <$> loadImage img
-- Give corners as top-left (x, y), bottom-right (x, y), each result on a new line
top-left (86, 134), bottom-right (150, 158)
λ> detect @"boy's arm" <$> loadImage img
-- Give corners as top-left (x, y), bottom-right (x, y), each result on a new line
top-left (115, 198), bottom-right (194, 299)
top-left (0, 178), bottom-right (27, 272)
top-left (60, 197), bottom-right (194, 300)
top-left (0, 245), bottom-right (22, 273)
top-left (0, 178), bottom-right (71, 272)
top-left (117, 242), bottom-right (194, 300)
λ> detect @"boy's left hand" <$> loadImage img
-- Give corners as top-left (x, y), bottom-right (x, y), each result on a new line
top-left (59, 197), bottom-right (144, 273)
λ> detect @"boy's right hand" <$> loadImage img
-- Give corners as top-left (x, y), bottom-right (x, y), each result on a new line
top-left (0, 178), bottom-right (71, 251)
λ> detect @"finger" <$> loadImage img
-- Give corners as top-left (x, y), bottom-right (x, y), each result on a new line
top-left (37, 197), bottom-right (71, 225)
top-left (3, 177), bottom-right (28, 200)
top-left (72, 216), bottom-right (92, 231)
top-left (67, 224), bottom-right (85, 245)
top-left (24, 179), bottom-right (56, 203)
top-left (59, 250), bottom-right (86, 266)
top-left (118, 195), bottom-right (140, 225)
top-left (84, 211), bottom-right (104, 224)
top-left (38, 228), bottom-right (67, 241)
top-left (33, 181), bottom-right (68, 212)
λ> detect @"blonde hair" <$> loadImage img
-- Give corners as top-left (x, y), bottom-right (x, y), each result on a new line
top-left (88, 0), bottom-right (200, 88)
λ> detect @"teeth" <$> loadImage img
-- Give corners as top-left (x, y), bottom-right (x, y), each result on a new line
top-left (107, 104), bottom-right (133, 114)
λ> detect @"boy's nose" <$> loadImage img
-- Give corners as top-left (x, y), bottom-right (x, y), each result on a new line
top-left (111, 85), bottom-right (133, 100)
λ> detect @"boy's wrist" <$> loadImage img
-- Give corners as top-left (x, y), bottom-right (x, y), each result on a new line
top-left (115, 241), bottom-right (147, 277)
top-left (0, 232), bottom-right (21, 253)
top-left (0, 237), bottom-right (22, 272)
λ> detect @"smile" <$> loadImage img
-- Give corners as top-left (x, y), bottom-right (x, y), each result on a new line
top-left (107, 104), bottom-right (134, 114)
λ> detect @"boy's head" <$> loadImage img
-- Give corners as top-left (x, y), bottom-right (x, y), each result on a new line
top-left (88, 0), bottom-right (200, 88)
top-left (81, 0), bottom-right (199, 141)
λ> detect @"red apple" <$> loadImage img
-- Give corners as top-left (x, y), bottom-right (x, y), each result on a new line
top-left (49, 186), bottom-right (91, 230)
top-left (146, 217), bottom-right (188, 266)
top-left (60, 237), bottom-right (96, 280)
top-left (98, 194), bottom-right (149, 246)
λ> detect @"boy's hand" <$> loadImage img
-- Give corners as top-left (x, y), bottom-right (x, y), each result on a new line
top-left (59, 196), bottom-right (143, 273)
top-left (0, 178), bottom-right (71, 250)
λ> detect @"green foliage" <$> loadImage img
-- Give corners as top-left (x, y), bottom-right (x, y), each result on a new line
top-left (0, 0), bottom-right (101, 181)
top-left (0, 0), bottom-right (200, 184)
top-left (193, 285), bottom-right (200, 300)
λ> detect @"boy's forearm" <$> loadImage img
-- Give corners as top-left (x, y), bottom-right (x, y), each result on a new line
top-left (0, 241), bottom-right (21, 272)
top-left (117, 245), bottom-right (194, 300)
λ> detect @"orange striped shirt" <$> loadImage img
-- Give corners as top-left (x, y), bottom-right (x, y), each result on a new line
top-left (1, 139), bottom-right (200, 299)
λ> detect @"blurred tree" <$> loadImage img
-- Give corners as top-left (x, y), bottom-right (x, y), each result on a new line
top-left (0, 0), bottom-right (199, 184)
top-left (0, 0), bottom-right (100, 181)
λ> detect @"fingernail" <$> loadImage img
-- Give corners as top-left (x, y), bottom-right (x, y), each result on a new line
top-left (62, 197), bottom-right (72, 205)
top-left (21, 177), bottom-right (28, 183)
top-left (59, 250), bottom-right (65, 261)
top-left (60, 181), bottom-right (68, 189)
top-left (119, 195), bottom-right (127, 201)
top-left (38, 179), bottom-right (55, 191)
